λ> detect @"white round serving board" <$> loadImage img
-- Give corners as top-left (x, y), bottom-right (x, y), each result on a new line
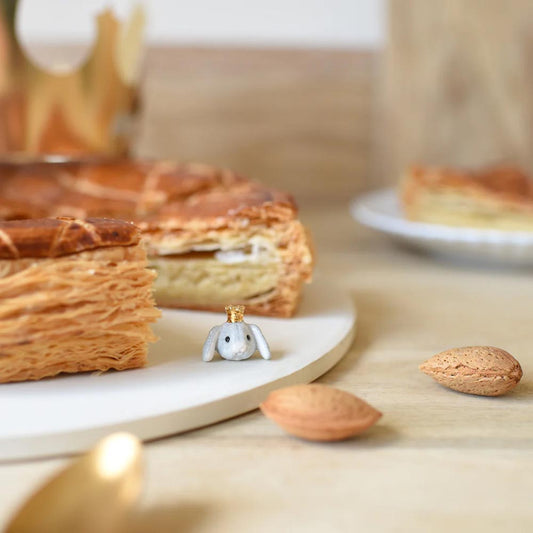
top-left (0, 280), bottom-right (356, 461)
top-left (351, 188), bottom-right (533, 266)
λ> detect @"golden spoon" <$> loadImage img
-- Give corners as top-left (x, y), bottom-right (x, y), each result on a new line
top-left (5, 432), bottom-right (143, 533)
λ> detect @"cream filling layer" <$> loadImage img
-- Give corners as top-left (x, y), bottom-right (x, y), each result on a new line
top-left (149, 246), bottom-right (281, 305)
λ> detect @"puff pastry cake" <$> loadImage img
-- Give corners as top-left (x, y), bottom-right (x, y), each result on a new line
top-left (0, 217), bottom-right (160, 383)
top-left (401, 165), bottom-right (533, 231)
top-left (0, 160), bottom-right (313, 317)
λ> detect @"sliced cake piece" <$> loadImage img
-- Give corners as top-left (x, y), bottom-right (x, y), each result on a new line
top-left (401, 165), bottom-right (533, 231)
top-left (0, 160), bottom-right (314, 317)
top-left (0, 217), bottom-right (160, 383)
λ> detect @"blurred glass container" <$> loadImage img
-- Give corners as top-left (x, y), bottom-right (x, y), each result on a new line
top-left (0, 0), bottom-right (145, 161)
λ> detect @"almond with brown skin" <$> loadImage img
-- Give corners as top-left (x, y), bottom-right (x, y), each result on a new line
top-left (419, 346), bottom-right (523, 396)
top-left (260, 384), bottom-right (382, 441)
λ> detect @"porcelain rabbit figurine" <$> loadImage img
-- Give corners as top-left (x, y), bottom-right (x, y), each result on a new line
top-left (202, 305), bottom-right (271, 361)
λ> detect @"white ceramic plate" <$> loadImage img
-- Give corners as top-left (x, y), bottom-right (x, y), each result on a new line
top-left (351, 188), bottom-right (533, 265)
top-left (0, 280), bottom-right (356, 461)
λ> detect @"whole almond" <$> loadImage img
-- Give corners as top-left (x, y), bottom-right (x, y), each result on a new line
top-left (419, 346), bottom-right (523, 396)
top-left (259, 384), bottom-right (382, 441)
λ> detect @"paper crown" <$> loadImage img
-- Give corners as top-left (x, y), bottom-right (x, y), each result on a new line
top-left (225, 305), bottom-right (245, 323)
top-left (0, 1), bottom-right (145, 160)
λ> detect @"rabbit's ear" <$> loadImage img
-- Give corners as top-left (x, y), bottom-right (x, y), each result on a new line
top-left (250, 324), bottom-right (271, 360)
top-left (202, 325), bottom-right (221, 361)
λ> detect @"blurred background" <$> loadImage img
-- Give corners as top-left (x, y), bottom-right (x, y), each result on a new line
top-left (12, 0), bottom-right (533, 202)
top-left (18, 0), bottom-right (383, 47)
top-left (11, 0), bottom-right (381, 203)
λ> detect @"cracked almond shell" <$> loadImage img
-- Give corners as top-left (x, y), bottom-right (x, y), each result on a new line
top-left (419, 346), bottom-right (523, 396)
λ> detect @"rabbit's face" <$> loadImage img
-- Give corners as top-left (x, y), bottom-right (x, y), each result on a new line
top-left (217, 322), bottom-right (257, 360)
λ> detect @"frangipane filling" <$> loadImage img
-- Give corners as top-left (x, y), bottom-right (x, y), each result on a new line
top-left (150, 240), bottom-right (281, 305)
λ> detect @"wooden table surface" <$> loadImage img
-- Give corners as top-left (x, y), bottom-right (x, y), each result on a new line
top-left (0, 48), bottom-right (532, 532)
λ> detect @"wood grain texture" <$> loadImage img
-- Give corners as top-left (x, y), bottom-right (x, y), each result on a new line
top-left (0, 205), bottom-right (531, 532)
top-left (137, 47), bottom-right (377, 200)
top-left (383, 0), bottom-right (533, 183)
top-left (0, 47), bottom-right (531, 532)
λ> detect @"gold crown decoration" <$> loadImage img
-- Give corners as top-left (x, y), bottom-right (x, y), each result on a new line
top-left (0, 1), bottom-right (145, 160)
top-left (225, 305), bottom-right (245, 323)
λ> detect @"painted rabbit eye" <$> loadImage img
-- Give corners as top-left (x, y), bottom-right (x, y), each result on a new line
top-left (225, 336), bottom-right (230, 342)
top-left (246, 335), bottom-right (251, 341)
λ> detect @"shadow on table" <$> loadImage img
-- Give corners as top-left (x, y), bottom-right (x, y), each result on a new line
top-left (497, 378), bottom-right (533, 400)
top-left (122, 502), bottom-right (212, 533)
top-left (393, 240), bottom-right (533, 275)
top-left (350, 424), bottom-right (400, 447)
top-left (319, 288), bottom-right (387, 380)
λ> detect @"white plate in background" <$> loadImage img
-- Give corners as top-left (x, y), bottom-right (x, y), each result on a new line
top-left (351, 188), bottom-right (533, 266)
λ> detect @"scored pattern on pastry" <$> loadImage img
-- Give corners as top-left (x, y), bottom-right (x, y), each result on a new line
top-left (137, 161), bottom-right (173, 214)
top-left (0, 160), bottom-right (313, 317)
top-left (59, 167), bottom-right (141, 203)
top-left (0, 228), bottom-right (19, 259)
top-left (48, 217), bottom-right (101, 257)
top-left (0, 218), bottom-right (160, 383)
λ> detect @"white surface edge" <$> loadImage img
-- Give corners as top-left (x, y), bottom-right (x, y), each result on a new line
top-left (0, 286), bottom-right (356, 462)
top-left (351, 188), bottom-right (533, 245)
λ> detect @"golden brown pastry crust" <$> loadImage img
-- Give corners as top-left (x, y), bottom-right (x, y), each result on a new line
top-left (0, 159), bottom-right (313, 317)
top-left (403, 165), bottom-right (533, 211)
top-left (401, 165), bottom-right (533, 229)
top-left (0, 216), bottom-right (139, 259)
top-left (0, 160), bottom-right (297, 224)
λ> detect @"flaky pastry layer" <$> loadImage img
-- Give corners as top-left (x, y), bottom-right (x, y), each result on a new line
top-left (401, 165), bottom-right (533, 230)
top-left (0, 159), bottom-right (313, 317)
top-left (0, 245), bottom-right (160, 383)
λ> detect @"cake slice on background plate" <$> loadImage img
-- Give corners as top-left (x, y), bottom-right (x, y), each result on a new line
top-left (401, 165), bottom-right (533, 231)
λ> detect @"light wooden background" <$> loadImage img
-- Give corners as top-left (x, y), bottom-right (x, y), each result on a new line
top-left (137, 47), bottom-right (379, 201)
top-left (384, 0), bottom-right (533, 180)
top-left (1, 205), bottom-right (531, 532)
top-left (0, 45), bottom-right (531, 532)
